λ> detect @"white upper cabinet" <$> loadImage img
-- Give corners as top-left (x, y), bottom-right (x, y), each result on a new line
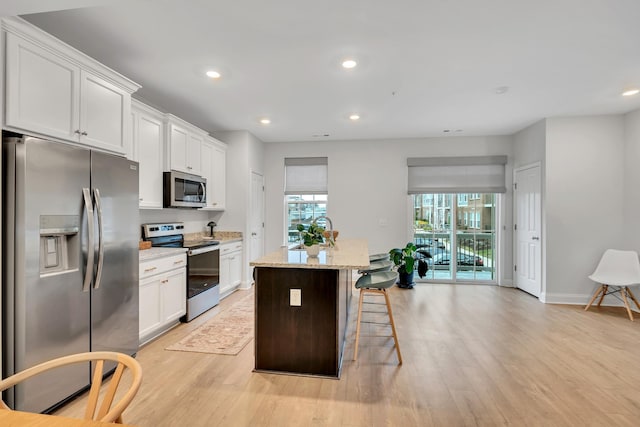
top-left (132, 100), bottom-right (164, 209)
top-left (2, 17), bottom-right (139, 155)
top-left (165, 114), bottom-right (205, 175)
top-left (201, 136), bottom-right (227, 210)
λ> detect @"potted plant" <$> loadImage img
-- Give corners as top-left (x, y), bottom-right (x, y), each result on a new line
top-left (389, 242), bottom-right (429, 289)
top-left (296, 223), bottom-right (325, 257)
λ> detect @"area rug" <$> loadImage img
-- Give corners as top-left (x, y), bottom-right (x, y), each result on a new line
top-left (166, 293), bottom-right (254, 355)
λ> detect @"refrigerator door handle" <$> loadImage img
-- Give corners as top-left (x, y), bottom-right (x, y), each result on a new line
top-left (94, 188), bottom-right (105, 290)
top-left (82, 188), bottom-right (95, 292)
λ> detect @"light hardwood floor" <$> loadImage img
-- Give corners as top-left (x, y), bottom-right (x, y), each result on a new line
top-left (53, 284), bottom-right (640, 426)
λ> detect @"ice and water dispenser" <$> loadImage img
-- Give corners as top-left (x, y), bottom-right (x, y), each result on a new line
top-left (39, 215), bottom-right (80, 275)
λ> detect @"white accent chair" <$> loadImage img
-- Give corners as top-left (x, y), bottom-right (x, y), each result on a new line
top-left (585, 249), bottom-right (640, 321)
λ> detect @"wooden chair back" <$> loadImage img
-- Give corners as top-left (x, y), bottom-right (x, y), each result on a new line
top-left (0, 351), bottom-right (142, 423)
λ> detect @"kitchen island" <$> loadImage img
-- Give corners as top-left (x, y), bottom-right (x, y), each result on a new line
top-left (250, 239), bottom-right (369, 378)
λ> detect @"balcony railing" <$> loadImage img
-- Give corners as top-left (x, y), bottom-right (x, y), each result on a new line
top-left (413, 231), bottom-right (495, 280)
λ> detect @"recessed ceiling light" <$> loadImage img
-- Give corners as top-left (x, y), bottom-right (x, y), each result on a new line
top-left (260, 118), bottom-right (271, 125)
top-left (349, 114), bottom-right (360, 121)
top-left (622, 89), bottom-right (639, 97)
top-left (494, 86), bottom-right (509, 94)
top-left (206, 70), bottom-right (221, 79)
top-left (342, 59), bottom-right (357, 69)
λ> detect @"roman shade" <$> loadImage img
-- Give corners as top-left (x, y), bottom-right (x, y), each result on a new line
top-left (407, 155), bottom-right (507, 194)
top-left (284, 157), bottom-right (328, 194)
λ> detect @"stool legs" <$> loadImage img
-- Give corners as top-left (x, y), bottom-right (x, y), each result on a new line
top-left (382, 289), bottom-right (403, 364)
top-left (353, 288), bottom-right (402, 365)
top-left (353, 288), bottom-right (365, 361)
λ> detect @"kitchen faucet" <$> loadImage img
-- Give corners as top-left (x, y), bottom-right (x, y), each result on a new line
top-left (312, 216), bottom-right (334, 247)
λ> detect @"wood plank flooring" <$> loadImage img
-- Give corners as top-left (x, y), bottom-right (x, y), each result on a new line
top-left (52, 284), bottom-right (640, 426)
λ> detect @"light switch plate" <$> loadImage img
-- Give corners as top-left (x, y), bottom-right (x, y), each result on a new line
top-left (290, 289), bottom-right (301, 306)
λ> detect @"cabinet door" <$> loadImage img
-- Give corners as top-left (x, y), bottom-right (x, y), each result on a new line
top-left (169, 124), bottom-right (189, 173)
top-left (5, 32), bottom-right (80, 142)
top-left (80, 70), bottom-right (130, 155)
top-left (162, 268), bottom-right (187, 323)
top-left (200, 142), bottom-right (215, 208)
top-left (186, 133), bottom-right (203, 175)
top-left (139, 276), bottom-right (162, 341)
top-left (219, 253), bottom-right (232, 295)
top-left (136, 112), bottom-right (164, 208)
top-left (230, 251), bottom-right (242, 287)
top-left (211, 145), bottom-right (226, 209)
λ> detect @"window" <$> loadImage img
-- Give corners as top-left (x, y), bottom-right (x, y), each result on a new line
top-left (286, 195), bottom-right (327, 243)
top-left (284, 157), bottom-right (328, 243)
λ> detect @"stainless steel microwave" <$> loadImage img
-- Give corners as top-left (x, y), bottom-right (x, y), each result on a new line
top-left (163, 170), bottom-right (206, 208)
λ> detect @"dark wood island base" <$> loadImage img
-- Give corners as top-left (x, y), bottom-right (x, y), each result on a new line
top-left (254, 267), bottom-right (352, 378)
top-left (250, 240), bottom-right (370, 379)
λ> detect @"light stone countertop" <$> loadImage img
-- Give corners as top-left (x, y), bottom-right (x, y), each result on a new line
top-left (139, 247), bottom-right (187, 262)
top-left (250, 239), bottom-right (370, 270)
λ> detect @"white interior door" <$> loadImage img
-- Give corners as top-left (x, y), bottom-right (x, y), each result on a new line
top-left (514, 164), bottom-right (542, 297)
top-left (249, 171), bottom-right (265, 271)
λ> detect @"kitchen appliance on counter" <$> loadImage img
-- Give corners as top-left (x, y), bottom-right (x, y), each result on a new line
top-left (2, 134), bottom-right (139, 413)
top-left (142, 222), bottom-right (220, 322)
top-left (163, 170), bottom-right (206, 208)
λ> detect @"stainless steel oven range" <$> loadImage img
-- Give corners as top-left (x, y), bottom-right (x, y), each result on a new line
top-left (142, 222), bottom-right (220, 322)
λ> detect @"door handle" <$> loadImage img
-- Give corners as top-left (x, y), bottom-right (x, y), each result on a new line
top-left (251, 232), bottom-right (257, 236)
top-left (82, 188), bottom-right (95, 292)
top-left (199, 182), bottom-right (206, 203)
top-left (532, 236), bottom-right (540, 240)
top-left (93, 188), bottom-right (105, 290)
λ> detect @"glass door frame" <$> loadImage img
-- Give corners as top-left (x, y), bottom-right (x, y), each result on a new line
top-left (408, 193), bottom-right (501, 285)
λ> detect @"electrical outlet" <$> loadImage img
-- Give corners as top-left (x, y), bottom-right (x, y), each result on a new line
top-left (290, 289), bottom-right (301, 306)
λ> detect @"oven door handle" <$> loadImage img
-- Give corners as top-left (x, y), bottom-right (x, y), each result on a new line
top-left (188, 246), bottom-right (219, 256)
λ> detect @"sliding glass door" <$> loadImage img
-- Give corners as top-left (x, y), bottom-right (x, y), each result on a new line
top-left (412, 193), bottom-right (497, 282)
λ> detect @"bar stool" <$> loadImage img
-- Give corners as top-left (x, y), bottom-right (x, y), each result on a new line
top-left (358, 259), bottom-right (393, 274)
top-left (353, 270), bottom-right (402, 364)
top-left (369, 253), bottom-right (390, 262)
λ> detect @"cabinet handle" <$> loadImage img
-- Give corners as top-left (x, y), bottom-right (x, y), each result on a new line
top-left (74, 130), bottom-right (81, 134)
top-left (161, 279), bottom-right (169, 284)
top-left (174, 260), bottom-right (184, 265)
top-left (187, 166), bottom-right (193, 170)
top-left (139, 198), bottom-right (144, 201)
top-left (81, 131), bottom-right (88, 136)
top-left (144, 266), bottom-right (157, 273)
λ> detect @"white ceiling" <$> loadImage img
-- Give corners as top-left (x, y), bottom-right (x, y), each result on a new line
top-left (7, 0), bottom-right (640, 142)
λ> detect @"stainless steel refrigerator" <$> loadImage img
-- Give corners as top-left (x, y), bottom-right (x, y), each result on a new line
top-left (2, 134), bottom-right (139, 413)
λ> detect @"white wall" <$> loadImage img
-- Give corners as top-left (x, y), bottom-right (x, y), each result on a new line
top-left (544, 116), bottom-right (625, 303)
top-left (214, 130), bottom-right (265, 288)
top-left (139, 209), bottom-right (220, 237)
top-left (264, 135), bottom-right (514, 284)
top-left (623, 108), bottom-right (640, 253)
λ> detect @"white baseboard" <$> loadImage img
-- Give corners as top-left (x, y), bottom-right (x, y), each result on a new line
top-left (239, 280), bottom-right (253, 290)
top-left (544, 291), bottom-right (640, 313)
top-left (499, 279), bottom-right (514, 287)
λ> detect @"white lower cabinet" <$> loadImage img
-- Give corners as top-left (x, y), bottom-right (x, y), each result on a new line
top-left (139, 253), bottom-right (186, 344)
top-left (219, 242), bottom-right (243, 297)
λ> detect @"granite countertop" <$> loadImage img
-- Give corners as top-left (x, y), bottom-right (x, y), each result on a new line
top-left (184, 231), bottom-right (243, 244)
top-left (139, 247), bottom-right (187, 262)
top-left (250, 239), bottom-right (370, 270)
